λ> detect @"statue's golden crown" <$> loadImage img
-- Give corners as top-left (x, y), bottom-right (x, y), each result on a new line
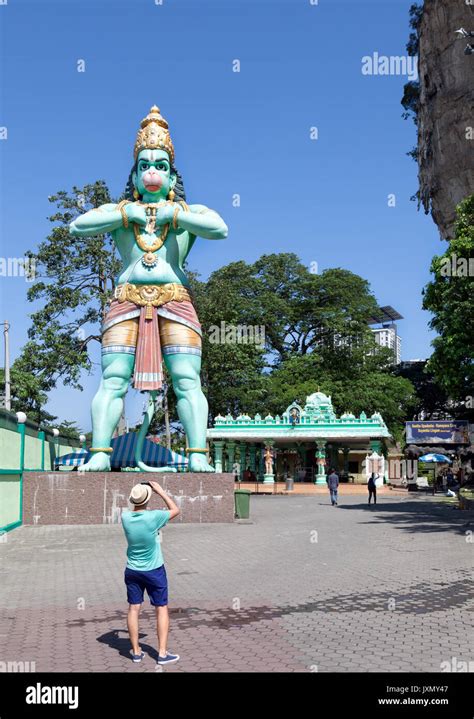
top-left (134, 105), bottom-right (175, 164)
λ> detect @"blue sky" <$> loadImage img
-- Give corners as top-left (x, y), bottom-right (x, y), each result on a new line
top-left (0, 0), bottom-right (443, 431)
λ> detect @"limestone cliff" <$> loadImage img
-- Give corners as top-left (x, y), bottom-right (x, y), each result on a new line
top-left (417, 0), bottom-right (474, 239)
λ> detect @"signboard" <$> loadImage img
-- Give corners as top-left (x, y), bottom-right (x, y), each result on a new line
top-left (406, 420), bottom-right (470, 445)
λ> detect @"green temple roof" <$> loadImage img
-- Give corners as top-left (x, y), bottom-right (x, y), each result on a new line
top-left (207, 392), bottom-right (390, 441)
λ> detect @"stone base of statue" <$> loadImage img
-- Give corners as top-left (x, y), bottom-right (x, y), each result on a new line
top-left (315, 474), bottom-right (327, 485)
top-left (22, 472), bottom-right (235, 524)
top-left (263, 473), bottom-right (275, 485)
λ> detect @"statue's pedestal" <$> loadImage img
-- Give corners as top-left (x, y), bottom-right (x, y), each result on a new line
top-left (22, 472), bottom-right (235, 525)
top-left (315, 475), bottom-right (327, 485)
top-left (263, 473), bottom-right (275, 485)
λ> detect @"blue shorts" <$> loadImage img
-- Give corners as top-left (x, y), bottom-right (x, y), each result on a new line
top-left (124, 565), bottom-right (168, 606)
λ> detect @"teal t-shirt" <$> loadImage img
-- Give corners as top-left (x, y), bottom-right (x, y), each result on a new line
top-left (121, 509), bottom-right (171, 571)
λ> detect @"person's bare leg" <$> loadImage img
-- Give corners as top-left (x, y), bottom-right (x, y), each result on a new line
top-left (127, 603), bottom-right (142, 655)
top-left (156, 605), bottom-right (169, 657)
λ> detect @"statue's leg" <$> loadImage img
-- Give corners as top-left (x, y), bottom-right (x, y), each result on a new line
top-left (164, 352), bottom-right (214, 472)
top-left (79, 352), bottom-right (135, 472)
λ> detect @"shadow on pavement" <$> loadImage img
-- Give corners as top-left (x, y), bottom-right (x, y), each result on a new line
top-left (334, 497), bottom-right (474, 535)
top-left (96, 629), bottom-right (160, 662)
top-left (69, 565), bottom-right (474, 654)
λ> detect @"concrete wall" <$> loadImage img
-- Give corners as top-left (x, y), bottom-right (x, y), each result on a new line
top-left (22, 472), bottom-right (235, 525)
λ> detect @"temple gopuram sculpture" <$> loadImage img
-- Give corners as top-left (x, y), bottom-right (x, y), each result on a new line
top-left (70, 106), bottom-right (228, 472)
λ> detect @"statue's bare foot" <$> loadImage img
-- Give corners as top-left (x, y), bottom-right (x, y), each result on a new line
top-left (189, 454), bottom-right (215, 472)
top-left (78, 452), bottom-right (111, 472)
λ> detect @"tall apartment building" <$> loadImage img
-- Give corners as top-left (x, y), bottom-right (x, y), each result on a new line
top-left (371, 325), bottom-right (402, 364)
top-left (369, 307), bottom-right (403, 365)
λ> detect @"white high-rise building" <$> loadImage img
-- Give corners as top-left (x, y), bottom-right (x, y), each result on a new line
top-left (371, 325), bottom-right (402, 364)
top-left (368, 307), bottom-right (403, 365)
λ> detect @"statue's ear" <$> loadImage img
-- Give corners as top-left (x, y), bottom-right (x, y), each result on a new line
top-left (170, 172), bottom-right (177, 189)
top-left (132, 170), bottom-right (138, 187)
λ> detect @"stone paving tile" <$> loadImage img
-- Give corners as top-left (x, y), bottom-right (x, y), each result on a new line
top-left (1, 494), bottom-right (474, 672)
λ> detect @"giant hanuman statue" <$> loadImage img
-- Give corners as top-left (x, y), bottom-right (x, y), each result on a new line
top-left (70, 106), bottom-right (228, 472)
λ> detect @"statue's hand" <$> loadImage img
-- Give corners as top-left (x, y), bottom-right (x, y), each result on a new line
top-left (154, 204), bottom-right (176, 227)
top-left (125, 203), bottom-right (147, 227)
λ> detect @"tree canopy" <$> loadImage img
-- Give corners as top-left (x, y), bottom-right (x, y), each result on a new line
top-left (189, 253), bottom-right (416, 438)
top-left (423, 195), bottom-right (474, 412)
top-left (25, 181), bottom-right (120, 392)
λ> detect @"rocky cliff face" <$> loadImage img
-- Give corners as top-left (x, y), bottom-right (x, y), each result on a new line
top-left (417, 0), bottom-right (474, 239)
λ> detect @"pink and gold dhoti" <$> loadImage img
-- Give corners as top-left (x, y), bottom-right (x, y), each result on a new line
top-left (101, 282), bottom-right (202, 391)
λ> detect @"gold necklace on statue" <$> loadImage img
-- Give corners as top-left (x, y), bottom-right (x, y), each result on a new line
top-left (133, 224), bottom-right (169, 268)
top-left (133, 201), bottom-right (172, 268)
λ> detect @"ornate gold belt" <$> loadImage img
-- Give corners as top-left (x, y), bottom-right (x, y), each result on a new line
top-left (114, 282), bottom-right (192, 319)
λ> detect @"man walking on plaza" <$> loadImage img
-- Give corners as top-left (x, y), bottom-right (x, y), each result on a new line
top-left (121, 480), bottom-right (180, 665)
top-left (327, 468), bottom-right (339, 506)
top-left (368, 472), bottom-right (378, 505)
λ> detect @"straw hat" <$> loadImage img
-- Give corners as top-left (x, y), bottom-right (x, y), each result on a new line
top-left (129, 483), bottom-right (152, 506)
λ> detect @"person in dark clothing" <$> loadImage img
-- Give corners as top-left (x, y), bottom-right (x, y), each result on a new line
top-left (368, 472), bottom-right (378, 505)
top-left (243, 466), bottom-right (252, 482)
top-left (327, 468), bottom-right (339, 506)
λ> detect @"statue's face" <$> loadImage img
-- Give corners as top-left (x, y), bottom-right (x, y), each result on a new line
top-left (133, 149), bottom-right (176, 198)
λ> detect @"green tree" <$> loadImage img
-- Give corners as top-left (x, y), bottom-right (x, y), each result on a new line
top-left (189, 263), bottom-right (267, 419)
top-left (251, 256), bottom-right (380, 363)
top-left (423, 196), bottom-right (474, 407)
top-left (0, 364), bottom-right (56, 424)
top-left (56, 420), bottom-right (82, 441)
top-left (393, 360), bottom-right (450, 420)
top-left (188, 253), bottom-right (416, 436)
top-left (401, 3), bottom-right (423, 125)
top-left (23, 181), bottom-right (120, 393)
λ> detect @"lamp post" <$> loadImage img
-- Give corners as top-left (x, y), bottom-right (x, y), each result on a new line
top-left (79, 434), bottom-right (86, 451)
top-left (0, 321), bottom-right (11, 411)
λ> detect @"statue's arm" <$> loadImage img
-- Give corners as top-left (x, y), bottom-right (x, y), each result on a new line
top-left (174, 204), bottom-right (228, 240)
top-left (69, 203), bottom-right (123, 237)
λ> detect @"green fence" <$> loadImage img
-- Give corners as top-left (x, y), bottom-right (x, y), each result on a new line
top-left (0, 409), bottom-right (82, 534)
top-left (0, 470), bottom-right (22, 533)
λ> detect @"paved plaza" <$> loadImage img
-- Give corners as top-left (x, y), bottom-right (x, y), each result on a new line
top-left (1, 493), bottom-right (473, 673)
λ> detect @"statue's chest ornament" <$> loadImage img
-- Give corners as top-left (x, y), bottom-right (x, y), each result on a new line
top-left (133, 202), bottom-right (169, 269)
top-left (131, 200), bottom-right (189, 269)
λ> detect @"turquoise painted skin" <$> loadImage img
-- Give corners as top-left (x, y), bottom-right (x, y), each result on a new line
top-left (70, 148), bottom-right (228, 472)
